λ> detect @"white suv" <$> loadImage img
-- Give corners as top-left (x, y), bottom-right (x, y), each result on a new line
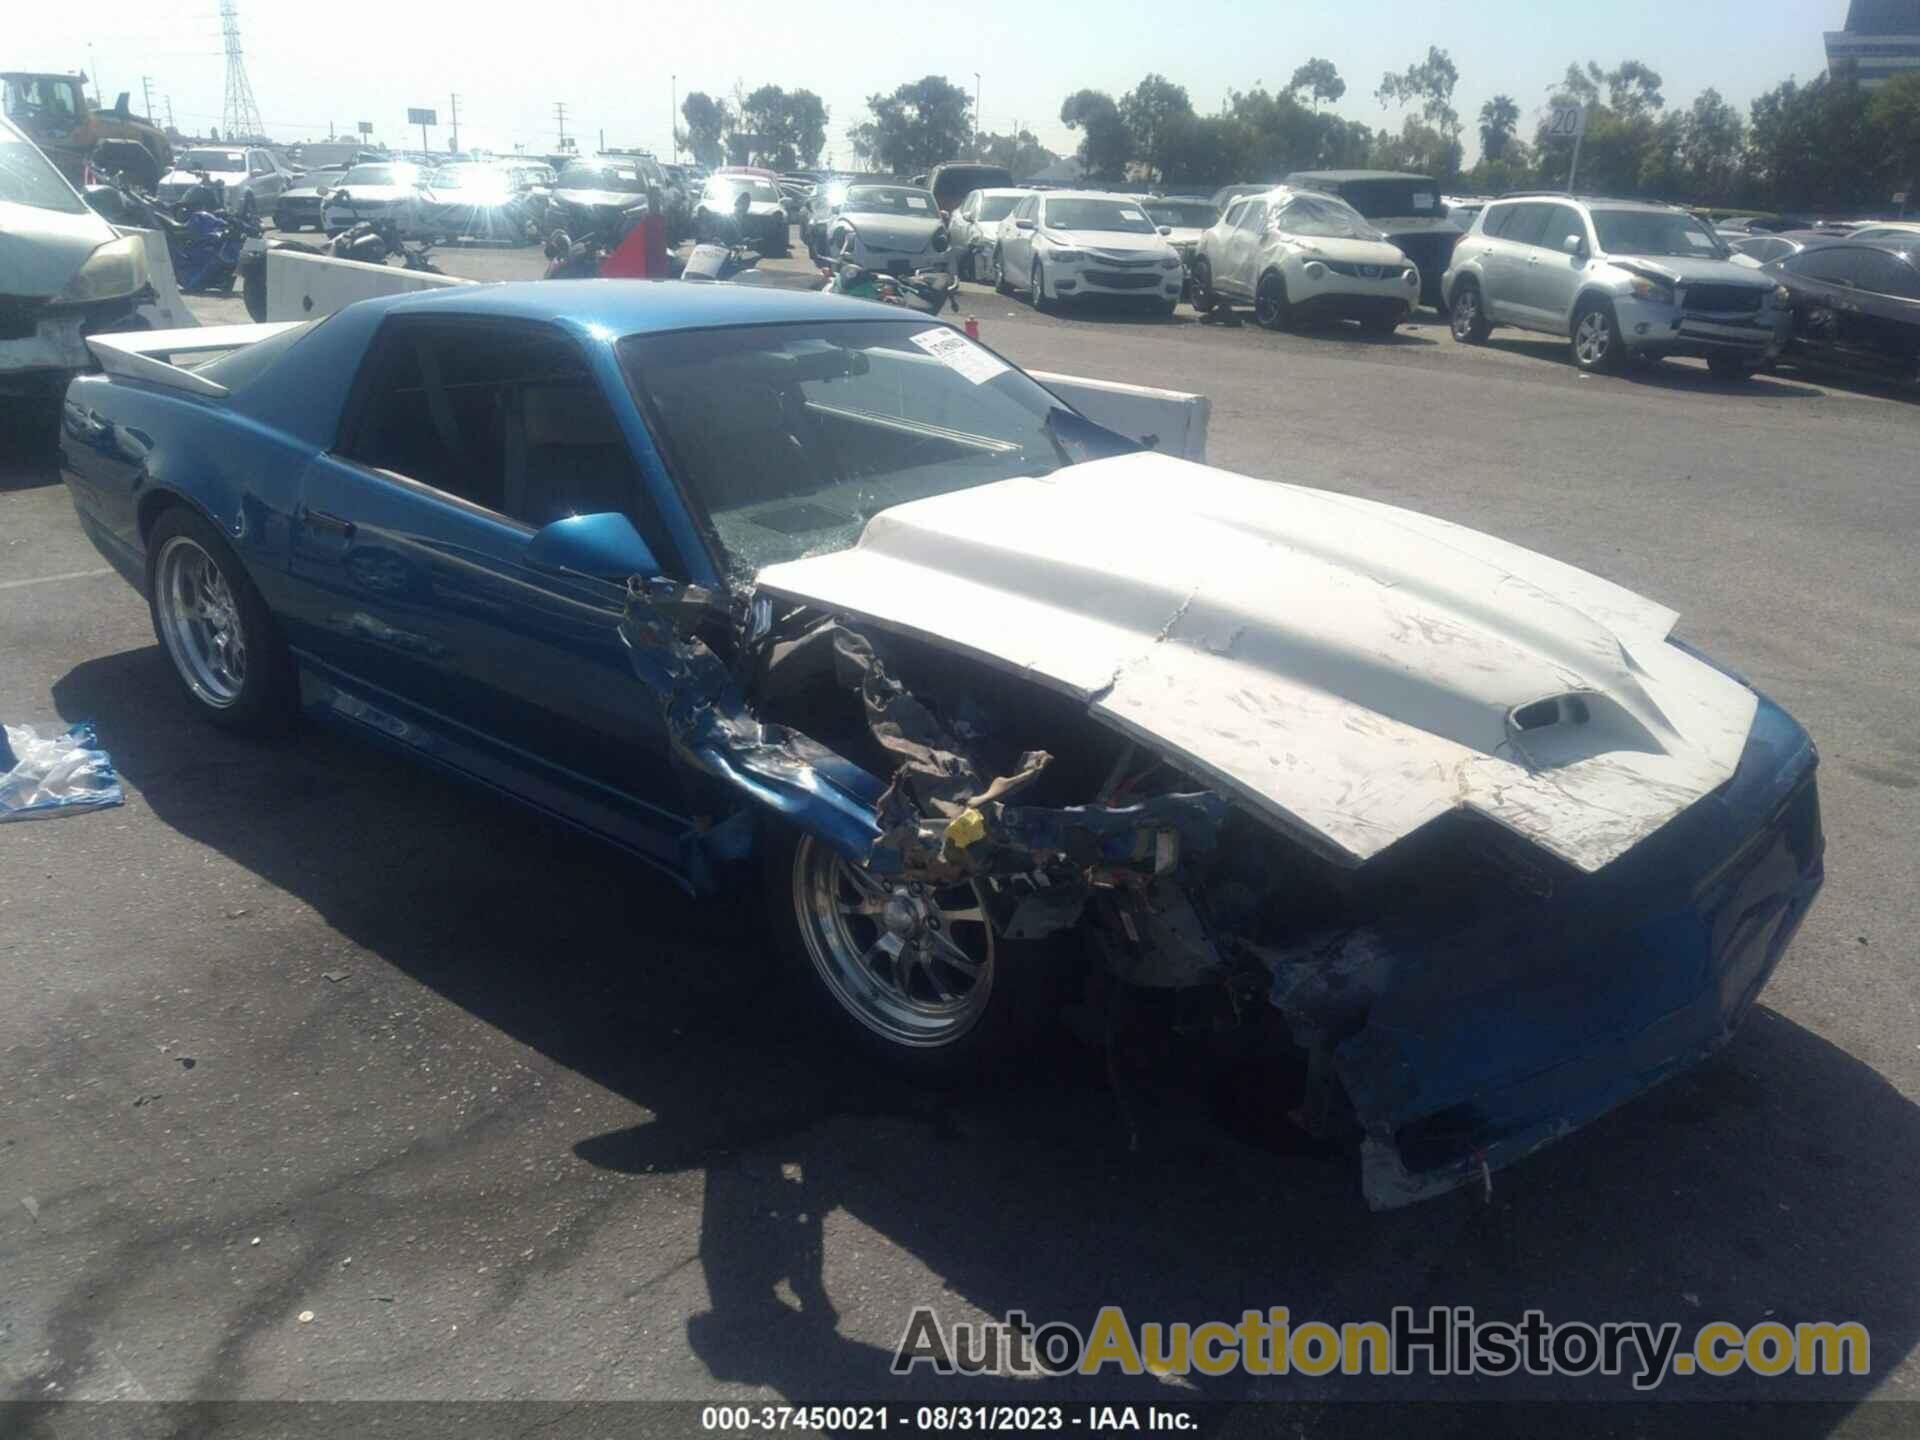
top-left (1191, 186), bottom-right (1423, 332)
top-left (1442, 196), bottom-right (1790, 377)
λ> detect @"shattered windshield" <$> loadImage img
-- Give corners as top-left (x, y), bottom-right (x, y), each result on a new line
top-left (1276, 194), bottom-right (1382, 240)
top-left (1593, 209), bottom-right (1730, 259)
top-left (619, 320), bottom-right (1109, 585)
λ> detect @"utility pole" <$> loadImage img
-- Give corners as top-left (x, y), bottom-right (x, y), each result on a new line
top-left (449, 92), bottom-right (460, 153)
top-left (141, 75), bottom-right (155, 122)
top-left (671, 74), bottom-right (678, 161)
top-left (599, 128), bottom-right (605, 153)
top-left (554, 101), bottom-right (569, 153)
top-left (166, 96), bottom-right (176, 133)
top-left (973, 72), bottom-right (981, 157)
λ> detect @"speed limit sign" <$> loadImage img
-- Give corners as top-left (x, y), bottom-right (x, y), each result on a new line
top-left (1547, 103), bottom-right (1587, 139)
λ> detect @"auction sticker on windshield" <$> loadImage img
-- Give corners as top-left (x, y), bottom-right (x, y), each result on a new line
top-left (910, 327), bottom-right (1008, 384)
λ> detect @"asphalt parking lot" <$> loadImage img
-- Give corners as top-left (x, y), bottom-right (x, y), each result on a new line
top-left (2, 234), bottom-right (1918, 1419)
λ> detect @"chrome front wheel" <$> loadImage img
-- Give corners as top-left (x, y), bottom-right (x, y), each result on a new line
top-left (155, 534), bottom-right (248, 707)
top-left (791, 835), bottom-right (995, 1049)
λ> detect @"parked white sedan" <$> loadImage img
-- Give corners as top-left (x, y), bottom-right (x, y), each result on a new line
top-left (948, 187), bottom-right (1034, 282)
top-left (1193, 187), bottom-right (1422, 333)
top-left (991, 191), bottom-right (1186, 314)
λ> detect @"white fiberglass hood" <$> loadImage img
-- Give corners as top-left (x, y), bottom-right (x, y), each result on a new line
top-left (755, 453), bottom-right (1758, 873)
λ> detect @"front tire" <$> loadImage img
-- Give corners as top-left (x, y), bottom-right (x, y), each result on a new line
top-left (1571, 299), bottom-right (1624, 374)
top-left (1449, 281), bottom-right (1492, 343)
top-left (1254, 270), bottom-right (1290, 330)
top-left (1189, 257), bottom-right (1217, 313)
top-left (767, 830), bottom-right (1052, 1077)
top-left (146, 507), bottom-right (294, 735)
top-left (1031, 260), bottom-right (1052, 312)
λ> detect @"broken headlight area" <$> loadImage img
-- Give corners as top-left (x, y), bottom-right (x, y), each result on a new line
top-left (622, 586), bottom-right (1824, 1209)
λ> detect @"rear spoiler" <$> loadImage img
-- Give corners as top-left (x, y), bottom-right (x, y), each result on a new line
top-left (83, 322), bottom-right (305, 398)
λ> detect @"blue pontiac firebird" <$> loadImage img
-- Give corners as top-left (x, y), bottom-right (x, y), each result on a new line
top-left (58, 280), bottom-right (1824, 1209)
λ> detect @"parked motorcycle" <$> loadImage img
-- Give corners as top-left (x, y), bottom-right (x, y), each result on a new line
top-left (541, 203), bottom-right (650, 279)
top-left (819, 260), bottom-right (959, 315)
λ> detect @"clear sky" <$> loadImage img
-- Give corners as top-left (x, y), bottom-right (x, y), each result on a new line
top-left (14, 0), bottom-right (1841, 164)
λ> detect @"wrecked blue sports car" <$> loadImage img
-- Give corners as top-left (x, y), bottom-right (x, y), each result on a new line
top-left (58, 282), bottom-right (1824, 1208)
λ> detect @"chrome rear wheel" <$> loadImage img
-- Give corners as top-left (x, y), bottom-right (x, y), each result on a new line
top-left (154, 535), bottom-right (247, 708)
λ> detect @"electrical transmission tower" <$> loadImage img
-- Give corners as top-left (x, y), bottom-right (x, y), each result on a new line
top-left (219, 0), bottom-right (267, 143)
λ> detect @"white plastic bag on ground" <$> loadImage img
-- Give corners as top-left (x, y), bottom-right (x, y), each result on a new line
top-left (0, 722), bottom-right (124, 822)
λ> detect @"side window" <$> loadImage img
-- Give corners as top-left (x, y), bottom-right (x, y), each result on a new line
top-left (1857, 250), bottom-right (1920, 299)
top-left (1220, 200), bottom-right (1246, 231)
top-left (1481, 204), bottom-right (1515, 238)
top-left (1500, 203), bottom-right (1553, 248)
top-left (1542, 205), bottom-right (1586, 252)
top-left (1271, 202), bottom-right (1301, 233)
top-left (1787, 249), bottom-right (1861, 286)
top-left (1236, 200), bottom-right (1268, 235)
top-left (340, 322), bottom-right (679, 570)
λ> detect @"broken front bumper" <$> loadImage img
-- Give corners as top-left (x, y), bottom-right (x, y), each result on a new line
top-left (1275, 693), bottom-right (1824, 1210)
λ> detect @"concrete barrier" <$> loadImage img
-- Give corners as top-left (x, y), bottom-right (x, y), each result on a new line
top-left (1030, 370), bottom-right (1211, 463)
top-left (263, 248), bottom-right (471, 322)
top-left (117, 227), bottom-right (197, 331)
top-left (259, 250), bottom-right (1210, 461)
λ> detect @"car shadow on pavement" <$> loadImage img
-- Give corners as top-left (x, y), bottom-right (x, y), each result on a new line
top-left (1483, 337), bottom-right (1829, 398)
top-left (40, 644), bottom-right (1920, 1422)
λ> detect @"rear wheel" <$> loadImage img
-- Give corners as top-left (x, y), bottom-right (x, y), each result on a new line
top-left (146, 507), bottom-right (295, 734)
top-left (1571, 299), bottom-right (1624, 374)
top-left (1449, 281), bottom-right (1492, 343)
top-left (767, 831), bottom-right (1057, 1077)
top-left (1254, 270), bottom-right (1290, 330)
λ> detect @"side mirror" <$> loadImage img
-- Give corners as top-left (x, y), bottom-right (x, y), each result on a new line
top-left (1562, 233), bottom-right (1586, 256)
top-left (526, 513), bottom-right (661, 581)
top-left (1012, 217), bottom-right (1034, 231)
top-left (1158, 225), bottom-right (1172, 236)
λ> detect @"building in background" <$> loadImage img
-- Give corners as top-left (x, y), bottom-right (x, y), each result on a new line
top-left (1826, 0), bottom-right (1920, 87)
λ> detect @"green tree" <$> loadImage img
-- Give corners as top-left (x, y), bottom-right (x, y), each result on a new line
top-left (977, 128), bottom-right (1058, 177)
top-left (1868, 71), bottom-right (1920, 201)
top-left (1478, 94), bottom-right (1520, 161)
top-left (678, 91), bottom-right (729, 168)
top-left (727, 86), bottom-right (831, 169)
top-left (1375, 46), bottom-right (1462, 177)
top-left (1286, 58), bottom-right (1346, 111)
top-left (1747, 74), bottom-right (1878, 210)
top-left (1680, 88), bottom-right (1745, 203)
top-left (1155, 113), bottom-right (1245, 187)
top-left (1119, 73), bottom-right (1195, 180)
top-left (1060, 89), bottom-right (1131, 179)
top-left (862, 75), bottom-right (973, 174)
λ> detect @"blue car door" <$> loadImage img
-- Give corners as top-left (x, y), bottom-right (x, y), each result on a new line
top-left (277, 315), bottom-right (701, 868)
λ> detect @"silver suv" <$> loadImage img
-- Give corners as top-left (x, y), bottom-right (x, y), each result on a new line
top-left (1442, 195), bottom-right (1790, 378)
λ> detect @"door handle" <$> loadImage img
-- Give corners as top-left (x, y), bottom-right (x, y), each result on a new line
top-left (302, 507), bottom-right (355, 539)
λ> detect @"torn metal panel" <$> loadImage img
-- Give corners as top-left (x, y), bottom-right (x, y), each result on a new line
top-left (617, 580), bottom-right (883, 865)
top-left (754, 451), bottom-right (1759, 875)
top-left (1256, 695), bottom-right (1824, 1209)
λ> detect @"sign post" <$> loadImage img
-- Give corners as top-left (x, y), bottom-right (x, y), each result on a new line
top-left (1548, 102), bottom-right (1588, 191)
top-left (356, 120), bottom-right (372, 141)
top-left (406, 106), bottom-right (437, 156)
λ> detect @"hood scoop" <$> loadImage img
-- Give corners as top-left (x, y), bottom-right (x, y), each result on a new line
top-left (755, 453), bottom-right (1758, 873)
